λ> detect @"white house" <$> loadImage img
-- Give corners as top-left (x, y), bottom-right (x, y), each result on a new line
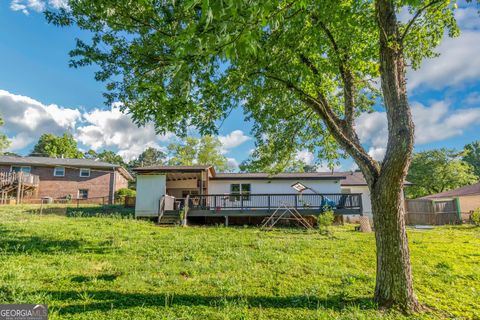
top-left (133, 165), bottom-right (372, 221)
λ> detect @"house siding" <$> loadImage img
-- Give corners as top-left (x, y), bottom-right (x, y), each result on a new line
top-left (1, 164), bottom-right (129, 201)
top-left (208, 179), bottom-right (342, 194)
top-left (458, 195), bottom-right (480, 213)
top-left (115, 171), bottom-right (129, 190)
top-left (31, 166), bottom-right (115, 199)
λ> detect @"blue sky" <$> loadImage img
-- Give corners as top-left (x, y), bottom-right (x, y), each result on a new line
top-left (1, 1), bottom-right (479, 171)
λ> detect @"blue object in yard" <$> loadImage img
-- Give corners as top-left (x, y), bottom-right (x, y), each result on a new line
top-left (321, 197), bottom-right (336, 209)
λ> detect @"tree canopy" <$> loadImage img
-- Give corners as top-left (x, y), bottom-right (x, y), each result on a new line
top-left (463, 141), bottom-right (480, 178)
top-left (129, 147), bottom-right (167, 168)
top-left (240, 158), bottom-right (319, 173)
top-left (45, 0), bottom-right (458, 173)
top-left (168, 136), bottom-right (230, 172)
top-left (85, 149), bottom-right (127, 167)
top-left (30, 133), bottom-right (83, 158)
top-left (0, 114), bottom-right (10, 154)
top-left (406, 149), bottom-right (478, 199)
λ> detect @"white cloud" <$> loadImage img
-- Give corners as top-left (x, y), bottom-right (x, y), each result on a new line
top-left (355, 101), bottom-right (480, 160)
top-left (0, 89), bottom-right (81, 152)
top-left (226, 158), bottom-right (239, 171)
top-left (455, 7), bottom-right (480, 30)
top-left (408, 31), bottom-right (480, 90)
top-left (295, 149), bottom-right (314, 165)
top-left (9, 0), bottom-right (68, 15)
top-left (0, 90), bottom-right (254, 162)
top-left (464, 92), bottom-right (480, 105)
top-left (218, 130), bottom-right (251, 151)
top-left (76, 106), bottom-right (175, 161)
top-left (367, 147), bottom-right (387, 161)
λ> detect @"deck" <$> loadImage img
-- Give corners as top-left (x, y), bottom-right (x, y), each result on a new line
top-left (166, 193), bottom-right (363, 217)
top-left (0, 171), bottom-right (40, 204)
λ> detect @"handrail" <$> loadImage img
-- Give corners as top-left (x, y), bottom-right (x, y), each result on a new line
top-left (184, 193), bottom-right (363, 212)
top-left (182, 194), bottom-right (190, 226)
top-left (0, 171), bottom-right (40, 188)
top-left (157, 196), bottom-right (166, 224)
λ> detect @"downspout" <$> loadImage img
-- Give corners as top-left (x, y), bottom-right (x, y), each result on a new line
top-left (110, 167), bottom-right (116, 205)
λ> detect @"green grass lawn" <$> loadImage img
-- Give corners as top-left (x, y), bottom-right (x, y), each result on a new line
top-left (0, 206), bottom-right (478, 319)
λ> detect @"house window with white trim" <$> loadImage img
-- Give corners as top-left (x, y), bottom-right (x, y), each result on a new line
top-left (11, 166), bottom-right (31, 174)
top-left (78, 189), bottom-right (89, 199)
top-left (53, 166), bottom-right (65, 177)
top-left (230, 183), bottom-right (251, 201)
top-left (79, 168), bottom-right (91, 177)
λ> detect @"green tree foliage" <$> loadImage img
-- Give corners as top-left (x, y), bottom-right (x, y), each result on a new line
top-left (85, 149), bottom-right (127, 167)
top-left (240, 159), bottom-right (319, 173)
top-left (45, 0), bottom-right (466, 311)
top-left (168, 136), bottom-right (229, 172)
top-left (114, 187), bottom-right (136, 202)
top-left (407, 149), bottom-right (478, 199)
top-left (463, 141), bottom-right (480, 178)
top-left (30, 133), bottom-right (83, 158)
top-left (129, 147), bottom-right (167, 168)
top-left (0, 114), bottom-right (10, 154)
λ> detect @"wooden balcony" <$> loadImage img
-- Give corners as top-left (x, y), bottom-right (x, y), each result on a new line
top-left (1, 171), bottom-right (40, 204)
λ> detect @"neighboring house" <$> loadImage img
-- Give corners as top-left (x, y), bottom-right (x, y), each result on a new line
top-left (0, 156), bottom-right (133, 203)
top-left (133, 165), bottom-right (370, 220)
top-left (420, 182), bottom-right (480, 214)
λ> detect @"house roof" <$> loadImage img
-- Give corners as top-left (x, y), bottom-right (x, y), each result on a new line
top-left (420, 182), bottom-right (480, 199)
top-left (340, 171), bottom-right (368, 186)
top-left (134, 165), bottom-right (212, 171)
top-left (212, 172), bottom-right (346, 180)
top-left (0, 156), bottom-right (134, 180)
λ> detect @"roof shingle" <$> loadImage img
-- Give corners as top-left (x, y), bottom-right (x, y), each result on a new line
top-left (0, 156), bottom-right (120, 168)
top-left (421, 182), bottom-right (480, 199)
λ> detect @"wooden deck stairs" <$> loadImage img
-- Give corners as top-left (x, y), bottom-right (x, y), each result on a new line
top-left (157, 195), bottom-right (190, 225)
top-left (0, 171), bottom-right (40, 204)
top-left (157, 196), bottom-right (179, 225)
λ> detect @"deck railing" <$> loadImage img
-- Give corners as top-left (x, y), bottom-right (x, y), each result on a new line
top-left (0, 171), bottom-right (40, 188)
top-left (183, 193), bottom-right (363, 212)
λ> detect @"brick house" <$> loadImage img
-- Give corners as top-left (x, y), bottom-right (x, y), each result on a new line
top-left (0, 156), bottom-right (133, 203)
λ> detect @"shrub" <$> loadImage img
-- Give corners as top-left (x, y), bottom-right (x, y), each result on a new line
top-left (115, 188), bottom-right (136, 202)
top-left (317, 210), bottom-right (335, 234)
top-left (472, 209), bottom-right (480, 226)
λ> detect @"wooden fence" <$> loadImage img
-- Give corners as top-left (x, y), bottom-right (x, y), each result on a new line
top-left (124, 196), bottom-right (136, 208)
top-left (405, 198), bottom-right (460, 225)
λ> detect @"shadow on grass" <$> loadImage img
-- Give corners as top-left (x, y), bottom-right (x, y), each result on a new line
top-left (0, 227), bottom-right (113, 254)
top-left (71, 273), bottom-right (121, 283)
top-left (41, 290), bottom-right (376, 314)
top-left (24, 205), bottom-right (134, 218)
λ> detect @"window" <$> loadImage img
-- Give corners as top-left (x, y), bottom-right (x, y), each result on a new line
top-left (78, 189), bottom-right (89, 199)
top-left (230, 184), bottom-right (251, 201)
top-left (53, 166), bottom-right (65, 177)
top-left (241, 183), bottom-right (251, 201)
top-left (11, 166), bottom-right (31, 174)
top-left (79, 168), bottom-right (90, 177)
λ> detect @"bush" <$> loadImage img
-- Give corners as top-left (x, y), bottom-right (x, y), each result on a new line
top-left (115, 188), bottom-right (136, 202)
top-left (317, 210), bottom-right (335, 234)
top-left (472, 209), bottom-right (480, 226)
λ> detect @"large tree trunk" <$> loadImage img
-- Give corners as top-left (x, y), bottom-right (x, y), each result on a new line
top-left (369, 177), bottom-right (420, 312)
top-left (371, 0), bottom-right (421, 313)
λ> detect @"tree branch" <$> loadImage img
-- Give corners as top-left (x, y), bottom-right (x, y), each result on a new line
top-left (315, 21), bottom-right (356, 132)
top-left (400, 0), bottom-right (444, 41)
top-left (259, 71), bottom-right (380, 179)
